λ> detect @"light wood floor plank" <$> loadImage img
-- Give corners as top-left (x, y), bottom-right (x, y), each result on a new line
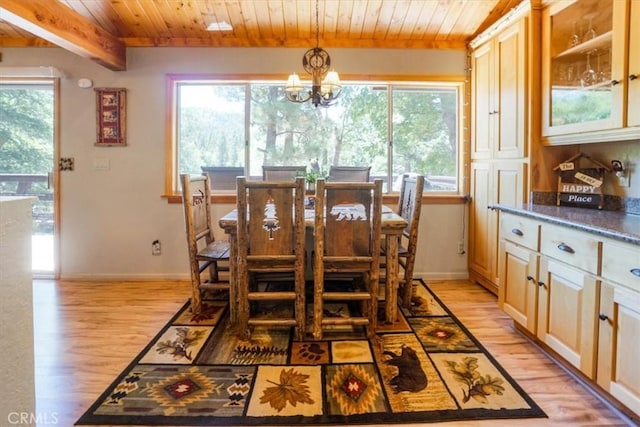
top-left (32, 279), bottom-right (635, 426)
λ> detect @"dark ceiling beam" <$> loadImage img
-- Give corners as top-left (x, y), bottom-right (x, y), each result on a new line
top-left (0, 0), bottom-right (126, 71)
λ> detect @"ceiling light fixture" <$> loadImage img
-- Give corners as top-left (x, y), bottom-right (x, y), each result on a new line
top-left (206, 21), bottom-right (232, 31)
top-left (284, 0), bottom-right (341, 107)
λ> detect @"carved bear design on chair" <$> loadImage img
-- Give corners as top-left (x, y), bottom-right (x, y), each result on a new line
top-left (383, 345), bottom-right (428, 393)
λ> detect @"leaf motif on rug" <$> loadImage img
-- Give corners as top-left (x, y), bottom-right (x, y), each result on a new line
top-left (247, 365), bottom-right (323, 417)
top-left (259, 368), bottom-right (315, 412)
top-left (430, 352), bottom-right (532, 410)
top-left (139, 326), bottom-right (213, 364)
top-left (444, 356), bottom-right (505, 404)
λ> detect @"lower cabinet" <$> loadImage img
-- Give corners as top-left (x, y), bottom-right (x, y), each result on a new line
top-left (498, 212), bottom-right (540, 334)
top-left (537, 257), bottom-right (599, 378)
top-left (597, 282), bottom-right (640, 416)
top-left (499, 240), bottom-right (538, 333)
top-left (596, 237), bottom-right (640, 416)
top-left (497, 210), bottom-right (640, 419)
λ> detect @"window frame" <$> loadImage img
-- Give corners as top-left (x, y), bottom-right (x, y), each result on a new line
top-left (164, 73), bottom-right (467, 201)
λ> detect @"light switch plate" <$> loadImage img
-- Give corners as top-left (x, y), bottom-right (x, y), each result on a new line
top-left (93, 158), bottom-right (110, 171)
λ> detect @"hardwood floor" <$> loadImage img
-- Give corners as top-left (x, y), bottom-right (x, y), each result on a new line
top-left (32, 279), bottom-right (635, 426)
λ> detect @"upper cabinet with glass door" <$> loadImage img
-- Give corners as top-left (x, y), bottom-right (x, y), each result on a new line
top-left (542, 0), bottom-right (640, 143)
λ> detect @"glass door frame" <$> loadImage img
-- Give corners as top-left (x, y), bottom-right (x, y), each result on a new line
top-left (1, 77), bottom-right (60, 278)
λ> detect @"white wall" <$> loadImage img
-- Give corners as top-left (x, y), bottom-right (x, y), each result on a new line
top-left (1, 46), bottom-right (469, 281)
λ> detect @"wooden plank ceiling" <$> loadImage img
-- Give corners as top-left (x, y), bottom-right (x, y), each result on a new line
top-left (0, 0), bottom-right (523, 71)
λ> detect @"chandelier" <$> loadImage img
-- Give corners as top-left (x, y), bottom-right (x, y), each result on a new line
top-left (284, 0), bottom-right (341, 107)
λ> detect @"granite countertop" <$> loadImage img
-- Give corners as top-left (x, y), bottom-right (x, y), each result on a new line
top-left (493, 204), bottom-right (640, 246)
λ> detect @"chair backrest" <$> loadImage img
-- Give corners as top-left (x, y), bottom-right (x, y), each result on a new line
top-left (180, 173), bottom-right (214, 255)
top-left (236, 176), bottom-right (306, 260)
top-left (397, 173), bottom-right (424, 241)
top-left (262, 165), bottom-right (307, 181)
top-left (315, 179), bottom-right (383, 258)
top-left (201, 166), bottom-right (244, 191)
top-left (328, 166), bottom-right (371, 182)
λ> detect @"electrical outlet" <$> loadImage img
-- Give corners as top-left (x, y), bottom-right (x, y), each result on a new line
top-left (457, 240), bottom-right (465, 255)
top-left (152, 240), bottom-right (161, 256)
top-left (617, 172), bottom-right (630, 188)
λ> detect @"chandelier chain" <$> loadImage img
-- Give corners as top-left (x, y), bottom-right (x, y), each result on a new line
top-left (315, 0), bottom-right (320, 48)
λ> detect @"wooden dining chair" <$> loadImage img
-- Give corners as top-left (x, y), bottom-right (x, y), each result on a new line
top-left (236, 176), bottom-right (306, 340)
top-left (312, 178), bottom-right (383, 340)
top-left (262, 165), bottom-right (307, 181)
top-left (384, 173), bottom-right (424, 310)
top-left (328, 165), bottom-right (371, 182)
top-left (180, 174), bottom-right (231, 315)
top-left (200, 166), bottom-right (244, 191)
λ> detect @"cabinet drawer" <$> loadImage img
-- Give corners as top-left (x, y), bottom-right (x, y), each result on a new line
top-left (540, 223), bottom-right (601, 275)
top-left (601, 240), bottom-right (640, 291)
top-left (500, 212), bottom-right (539, 251)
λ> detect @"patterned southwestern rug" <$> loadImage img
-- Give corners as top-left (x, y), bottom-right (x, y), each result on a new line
top-left (77, 280), bottom-right (546, 426)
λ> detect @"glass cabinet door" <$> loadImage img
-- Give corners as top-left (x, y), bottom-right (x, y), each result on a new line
top-left (542, 0), bottom-right (617, 136)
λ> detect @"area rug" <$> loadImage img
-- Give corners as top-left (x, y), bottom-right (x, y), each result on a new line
top-left (77, 279), bottom-right (546, 425)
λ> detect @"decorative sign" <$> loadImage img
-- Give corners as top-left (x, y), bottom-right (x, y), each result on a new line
top-left (574, 172), bottom-right (602, 187)
top-left (558, 162), bottom-right (575, 171)
top-left (95, 88), bottom-right (126, 146)
top-left (556, 167), bottom-right (605, 209)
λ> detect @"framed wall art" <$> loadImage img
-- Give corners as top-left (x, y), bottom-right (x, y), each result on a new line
top-left (95, 87), bottom-right (126, 146)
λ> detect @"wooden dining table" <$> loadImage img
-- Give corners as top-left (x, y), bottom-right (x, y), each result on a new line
top-left (218, 205), bottom-right (408, 326)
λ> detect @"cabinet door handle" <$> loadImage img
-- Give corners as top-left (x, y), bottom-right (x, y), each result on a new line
top-left (511, 228), bottom-right (524, 236)
top-left (557, 243), bottom-right (574, 254)
top-left (611, 79), bottom-right (620, 86)
top-left (598, 313), bottom-right (609, 321)
top-left (526, 275), bottom-right (534, 282)
top-left (537, 281), bottom-right (546, 288)
top-left (631, 268), bottom-right (640, 277)
top-left (630, 74), bottom-right (638, 81)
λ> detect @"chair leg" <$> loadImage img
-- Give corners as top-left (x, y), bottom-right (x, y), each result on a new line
top-left (190, 276), bottom-right (202, 315)
top-left (209, 261), bottom-right (219, 282)
top-left (400, 275), bottom-right (414, 309)
top-left (313, 272), bottom-right (324, 341)
top-left (366, 272), bottom-right (378, 339)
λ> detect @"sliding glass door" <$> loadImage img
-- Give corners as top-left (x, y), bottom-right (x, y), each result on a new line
top-left (0, 80), bottom-right (57, 277)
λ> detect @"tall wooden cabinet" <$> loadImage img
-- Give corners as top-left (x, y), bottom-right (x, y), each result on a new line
top-left (469, 3), bottom-right (533, 294)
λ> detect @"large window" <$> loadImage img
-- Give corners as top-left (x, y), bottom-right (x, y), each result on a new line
top-left (169, 76), bottom-right (462, 194)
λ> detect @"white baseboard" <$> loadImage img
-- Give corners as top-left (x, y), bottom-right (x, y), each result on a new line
top-left (414, 271), bottom-right (469, 281)
top-left (59, 273), bottom-right (190, 282)
top-left (60, 271), bottom-right (470, 282)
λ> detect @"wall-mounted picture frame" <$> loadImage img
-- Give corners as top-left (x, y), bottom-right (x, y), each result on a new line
top-left (95, 87), bottom-right (126, 146)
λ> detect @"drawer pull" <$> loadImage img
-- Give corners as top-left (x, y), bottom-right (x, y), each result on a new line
top-left (598, 313), bottom-right (609, 321)
top-left (631, 268), bottom-right (640, 278)
top-left (511, 228), bottom-right (524, 236)
top-left (557, 243), bottom-right (574, 254)
top-left (629, 74), bottom-right (638, 81)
